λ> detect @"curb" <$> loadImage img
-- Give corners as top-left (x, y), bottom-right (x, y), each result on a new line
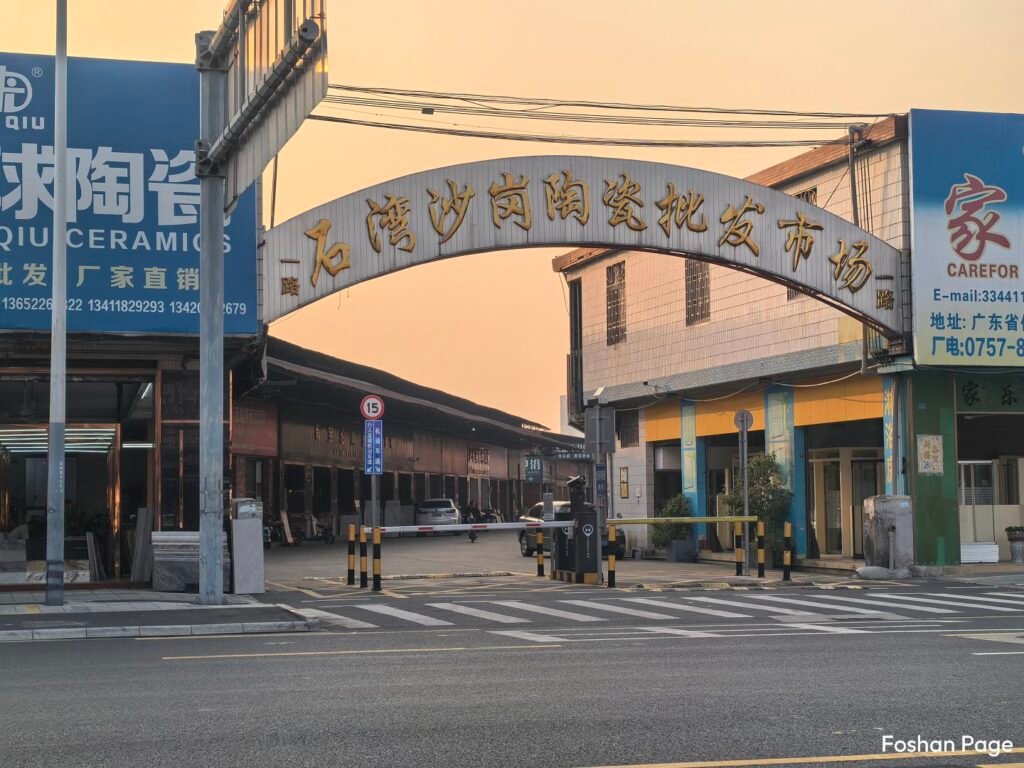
top-left (0, 619), bottom-right (318, 643)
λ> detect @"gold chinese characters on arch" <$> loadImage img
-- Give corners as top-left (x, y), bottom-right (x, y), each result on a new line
top-left (264, 157), bottom-right (899, 336)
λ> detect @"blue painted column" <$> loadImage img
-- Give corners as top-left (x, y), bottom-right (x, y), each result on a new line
top-left (883, 374), bottom-right (909, 496)
top-left (764, 387), bottom-right (808, 557)
top-left (680, 402), bottom-right (707, 541)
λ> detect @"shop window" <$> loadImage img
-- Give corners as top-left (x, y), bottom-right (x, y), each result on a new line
top-left (606, 262), bottom-right (626, 345)
top-left (685, 260), bottom-right (710, 326)
top-left (616, 410), bottom-right (639, 448)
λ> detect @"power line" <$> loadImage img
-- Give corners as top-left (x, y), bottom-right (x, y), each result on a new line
top-left (308, 113), bottom-right (833, 148)
top-left (322, 93), bottom-right (869, 130)
top-left (329, 83), bottom-right (890, 120)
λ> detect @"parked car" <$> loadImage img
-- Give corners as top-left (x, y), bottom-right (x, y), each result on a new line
top-left (517, 501), bottom-right (626, 559)
top-left (415, 498), bottom-right (462, 534)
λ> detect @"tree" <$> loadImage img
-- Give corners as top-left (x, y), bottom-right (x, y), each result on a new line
top-left (650, 493), bottom-right (691, 548)
top-left (724, 453), bottom-right (792, 562)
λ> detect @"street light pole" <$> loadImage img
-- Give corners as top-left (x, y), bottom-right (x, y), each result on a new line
top-left (45, 0), bottom-right (68, 607)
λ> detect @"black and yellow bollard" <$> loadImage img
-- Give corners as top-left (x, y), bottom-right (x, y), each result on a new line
top-left (372, 527), bottom-right (382, 592)
top-left (359, 526), bottom-right (368, 589)
top-left (536, 530), bottom-right (545, 577)
top-left (756, 521), bottom-right (765, 579)
top-left (783, 521), bottom-right (792, 582)
top-left (607, 524), bottom-right (617, 588)
top-left (346, 524), bottom-right (356, 586)
top-left (734, 522), bottom-right (743, 577)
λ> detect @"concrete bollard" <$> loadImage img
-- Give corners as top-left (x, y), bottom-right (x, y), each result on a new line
top-left (372, 527), bottom-right (382, 592)
top-left (756, 521), bottom-right (765, 579)
top-left (783, 521), bottom-right (792, 582)
top-left (347, 524), bottom-right (356, 586)
top-left (359, 526), bottom-right (368, 589)
top-left (608, 524), bottom-right (617, 588)
top-left (734, 522), bottom-right (743, 577)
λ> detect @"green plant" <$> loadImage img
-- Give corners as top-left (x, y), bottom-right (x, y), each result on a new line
top-left (1006, 525), bottom-right (1024, 537)
top-left (650, 493), bottom-right (691, 548)
top-left (723, 453), bottom-right (793, 562)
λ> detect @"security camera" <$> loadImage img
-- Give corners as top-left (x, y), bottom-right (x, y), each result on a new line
top-left (567, 475), bottom-right (587, 491)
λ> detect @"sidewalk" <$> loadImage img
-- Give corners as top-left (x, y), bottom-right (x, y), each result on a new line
top-left (0, 588), bottom-right (318, 643)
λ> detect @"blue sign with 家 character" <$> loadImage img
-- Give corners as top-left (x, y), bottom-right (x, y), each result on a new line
top-left (0, 53), bottom-right (257, 334)
top-left (364, 419), bottom-right (383, 475)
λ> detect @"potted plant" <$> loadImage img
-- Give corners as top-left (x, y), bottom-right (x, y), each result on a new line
top-left (652, 494), bottom-right (694, 562)
top-left (723, 453), bottom-right (793, 566)
top-left (1006, 526), bottom-right (1024, 564)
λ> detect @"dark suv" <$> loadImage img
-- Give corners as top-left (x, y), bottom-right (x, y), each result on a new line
top-left (517, 501), bottom-right (626, 559)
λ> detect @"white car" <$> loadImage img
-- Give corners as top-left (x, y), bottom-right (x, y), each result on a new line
top-left (415, 498), bottom-right (462, 534)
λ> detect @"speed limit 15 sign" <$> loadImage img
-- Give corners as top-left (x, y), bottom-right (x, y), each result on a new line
top-left (360, 394), bottom-right (385, 420)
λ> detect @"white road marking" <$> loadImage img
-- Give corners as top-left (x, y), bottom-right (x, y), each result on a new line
top-left (488, 601), bottom-right (606, 622)
top-left (356, 605), bottom-right (454, 626)
top-left (288, 607), bottom-right (378, 629)
top-left (558, 600), bottom-right (679, 620)
top-left (685, 596), bottom-right (818, 617)
top-left (639, 627), bottom-right (721, 638)
top-left (745, 594), bottom-right (906, 617)
top-left (426, 603), bottom-right (531, 624)
top-left (807, 594), bottom-right (956, 614)
top-left (782, 623), bottom-right (869, 634)
top-left (863, 594), bottom-right (1019, 612)
top-left (921, 593), bottom-right (1024, 608)
top-left (984, 592), bottom-right (1024, 601)
top-left (491, 630), bottom-right (570, 643)
top-left (619, 597), bottom-right (750, 619)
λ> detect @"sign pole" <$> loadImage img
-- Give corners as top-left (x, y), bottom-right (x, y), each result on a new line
top-left (734, 410), bottom-right (753, 577)
top-left (45, 0), bottom-right (68, 606)
top-left (196, 31), bottom-right (227, 605)
top-left (371, 474), bottom-right (379, 529)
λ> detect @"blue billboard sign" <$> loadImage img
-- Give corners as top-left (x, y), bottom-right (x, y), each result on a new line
top-left (0, 54), bottom-right (258, 334)
top-left (363, 419), bottom-right (383, 475)
top-left (909, 109), bottom-right (1024, 365)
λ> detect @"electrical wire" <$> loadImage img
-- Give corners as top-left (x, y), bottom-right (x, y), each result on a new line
top-left (322, 93), bottom-right (870, 130)
top-left (308, 113), bottom-right (835, 148)
top-left (329, 83), bottom-right (890, 120)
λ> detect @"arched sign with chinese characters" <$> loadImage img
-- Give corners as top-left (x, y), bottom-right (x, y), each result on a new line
top-left (263, 156), bottom-right (904, 336)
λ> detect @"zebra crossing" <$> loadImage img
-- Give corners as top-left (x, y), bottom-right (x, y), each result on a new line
top-left (304, 589), bottom-right (1024, 632)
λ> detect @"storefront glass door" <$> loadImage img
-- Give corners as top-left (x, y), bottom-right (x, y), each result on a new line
top-left (824, 462), bottom-right (842, 554)
top-left (851, 461), bottom-right (878, 558)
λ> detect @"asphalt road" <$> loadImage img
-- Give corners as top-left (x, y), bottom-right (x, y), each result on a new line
top-left (2, 585), bottom-right (1023, 768)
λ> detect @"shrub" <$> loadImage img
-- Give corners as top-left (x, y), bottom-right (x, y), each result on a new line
top-left (651, 493), bottom-right (692, 548)
top-left (724, 453), bottom-right (793, 561)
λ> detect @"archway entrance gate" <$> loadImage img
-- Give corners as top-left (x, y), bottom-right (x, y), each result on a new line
top-left (262, 156), bottom-right (905, 337)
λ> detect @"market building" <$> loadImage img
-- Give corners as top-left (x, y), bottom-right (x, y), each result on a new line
top-left (556, 111), bottom-right (1024, 566)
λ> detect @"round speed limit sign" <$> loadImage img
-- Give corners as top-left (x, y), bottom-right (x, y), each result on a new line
top-left (360, 394), bottom-right (385, 420)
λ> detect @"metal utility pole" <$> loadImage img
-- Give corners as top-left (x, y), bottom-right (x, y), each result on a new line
top-left (194, 1), bottom-right (326, 604)
top-left (45, 0), bottom-right (68, 607)
top-left (196, 30), bottom-right (227, 605)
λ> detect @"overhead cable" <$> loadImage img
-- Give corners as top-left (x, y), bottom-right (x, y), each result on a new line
top-left (329, 83), bottom-right (890, 120)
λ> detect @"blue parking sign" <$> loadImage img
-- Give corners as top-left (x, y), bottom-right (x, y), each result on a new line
top-left (364, 420), bottom-right (383, 475)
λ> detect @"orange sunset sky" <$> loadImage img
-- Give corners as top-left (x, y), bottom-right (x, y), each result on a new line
top-left (3, 0), bottom-right (1022, 430)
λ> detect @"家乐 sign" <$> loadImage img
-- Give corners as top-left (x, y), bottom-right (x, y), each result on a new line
top-left (363, 419), bottom-right (383, 476)
top-left (910, 110), bottom-right (1024, 366)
